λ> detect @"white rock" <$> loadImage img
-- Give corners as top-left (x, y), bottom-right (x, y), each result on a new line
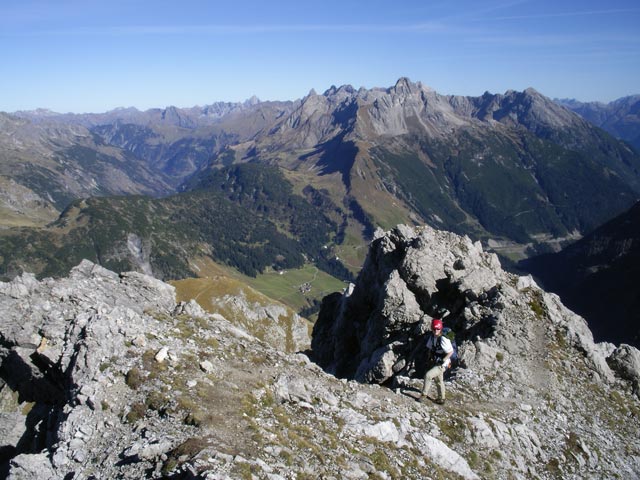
top-left (468, 416), bottom-right (500, 449)
top-left (155, 347), bottom-right (169, 363)
top-left (200, 360), bottom-right (214, 373)
top-left (411, 431), bottom-right (480, 479)
top-left (132, 334), bottom-right (147, 347)
top-left (516, 275), bottom-right (538, 291)
top-left (363, 420), bottom-right (400, 443)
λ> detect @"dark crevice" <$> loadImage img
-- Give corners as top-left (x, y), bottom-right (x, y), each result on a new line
top-left (0, 348), bottom-right (67, 472)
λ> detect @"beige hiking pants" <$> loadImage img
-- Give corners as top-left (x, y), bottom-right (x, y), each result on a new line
top-left (422, 365), bottom-right (446, 400)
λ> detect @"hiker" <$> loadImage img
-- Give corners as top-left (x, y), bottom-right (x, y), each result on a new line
top-left (420, 318), bottom-right (453, 405)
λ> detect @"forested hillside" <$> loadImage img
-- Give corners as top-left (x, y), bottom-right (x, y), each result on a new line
top-left (0, 164), bottom-right (352, 282)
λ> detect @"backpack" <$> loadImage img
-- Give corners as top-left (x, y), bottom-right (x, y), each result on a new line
top-left (441, 327), bottom-right (459, 367)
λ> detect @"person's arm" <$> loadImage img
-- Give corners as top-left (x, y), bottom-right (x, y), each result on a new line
top-left (441, 351), bottom-right (453, 368)
top-left (440, 337), bottom-right (454, 368)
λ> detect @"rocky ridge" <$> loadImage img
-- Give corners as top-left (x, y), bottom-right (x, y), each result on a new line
top-left (557, 95), bottom-right (640, 150)
top-left (1, 232), bottom-right (639, 478)
top-left (240, 79), bottom-right (640, 258)
top-left (313, 224), bottom-right (640, 478)
top-left (267, 78), bottom-right (593, 145)
top-left (5, 79), bottom-right (640, 266)
top-left (14, 97), bottom-right (276, 129)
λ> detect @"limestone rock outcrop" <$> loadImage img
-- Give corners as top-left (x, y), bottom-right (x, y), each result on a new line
top-left (1, 224), bottom-right (639, 480)
top-left (0, 258), bottom-right (486, 479)
top-left (313, 224), bottom-right (640, 478)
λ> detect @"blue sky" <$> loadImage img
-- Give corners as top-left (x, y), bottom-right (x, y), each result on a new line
top-left (1, 0), bottom-right (639, 113)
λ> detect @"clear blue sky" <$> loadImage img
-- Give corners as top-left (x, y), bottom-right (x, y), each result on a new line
top-left (1, 0), bottom-right (639, 113)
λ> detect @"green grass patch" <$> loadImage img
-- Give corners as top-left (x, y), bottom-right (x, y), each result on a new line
top-left (173, 260), bottom-right (345, 319)
top-left (247, 264), bottom-right (345, 309)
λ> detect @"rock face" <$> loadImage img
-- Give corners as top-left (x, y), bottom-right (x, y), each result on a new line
top-left (210, 289), bottom-right (311, 353)
top-left (172, 275), bottom-right (313, 353)
top-left (312, 224), bottom-right (504, 381)
top-left (313, 224), bottom-right (640, 478)
top-left (1, 226), bottom-right (640, 479)
top-left (0, 260), bottom-right (179, 478)
top-left (0, 258), bottom-right (486, 479)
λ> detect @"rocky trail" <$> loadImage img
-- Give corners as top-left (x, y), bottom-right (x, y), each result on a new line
top-left (0, 225), bottom-right (639, 479)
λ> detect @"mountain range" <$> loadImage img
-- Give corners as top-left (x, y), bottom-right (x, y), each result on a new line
top-left (2, 78), bottom-right (640, 320)
top-left (556, 95), bottom-right (640, 150)
top-left (2, 79), bottom-right (640, 478)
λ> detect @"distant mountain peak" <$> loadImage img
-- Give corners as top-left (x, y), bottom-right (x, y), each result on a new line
top-left (393, 76), bottom-right (413, 88)
top-left (323, 84), bottom-right (356, 97)
top-left (390, 77), bottom-right (422, 95)
top-left (109, 106), bottom-right (140, 113)
top-left (13, 107), bottom-right (60, 117)
top-left (555, 94), bottom-right (640, 149)
top-left (244, 95), bottom-right (261, 106)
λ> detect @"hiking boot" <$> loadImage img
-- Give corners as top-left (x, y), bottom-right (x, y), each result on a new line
top-left (435, 398), bottom-right (445, 405)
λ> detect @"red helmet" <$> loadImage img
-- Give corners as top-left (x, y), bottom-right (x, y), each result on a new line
top-left (431, 318), bottom-right (443, 330)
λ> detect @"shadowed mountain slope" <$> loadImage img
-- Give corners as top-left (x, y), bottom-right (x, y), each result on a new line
top-left (521, 200), bottom-right (640, 347)
top-left (0, 113), bottom-right (173, 225)
top-left (0, 163), bottom-right (349, 281)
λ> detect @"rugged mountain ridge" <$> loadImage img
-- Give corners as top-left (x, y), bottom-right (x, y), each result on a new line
top-left (313, 224), bottom-right (640, 476)
top-left (3, 100), bottom-right (297, 225)
top-left (521, 200), bottom-right (640, 348)
top-left (14, 96), bottom-right (273, 129)
top-left (556, 95), bottom-right (640, 150)
top-left (4, 79), bottom-right (640, 289)
top-left (0, 112), bottom-right (173, 225)
top-left (84, 80), bottom-right (640, 256)
top-left (1, 226), bottom-right (639, 479)
top-left (9, 80), bottom-right (640, 249)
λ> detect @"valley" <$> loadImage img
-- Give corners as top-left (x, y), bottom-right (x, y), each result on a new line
top-left (3, 2), bottom-right (640, 477)
top-left (2, 79), bottom-right (640, 327)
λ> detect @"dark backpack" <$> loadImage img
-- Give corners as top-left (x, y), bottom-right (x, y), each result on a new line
top-left (441, 327), bottom-right (458, 367)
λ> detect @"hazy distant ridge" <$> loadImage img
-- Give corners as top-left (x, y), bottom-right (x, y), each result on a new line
top-left (555, 95), bottom-right (640, 150)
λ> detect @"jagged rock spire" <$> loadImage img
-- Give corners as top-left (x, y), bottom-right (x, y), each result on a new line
top-left (1, 232), bottom-right (640, 478)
